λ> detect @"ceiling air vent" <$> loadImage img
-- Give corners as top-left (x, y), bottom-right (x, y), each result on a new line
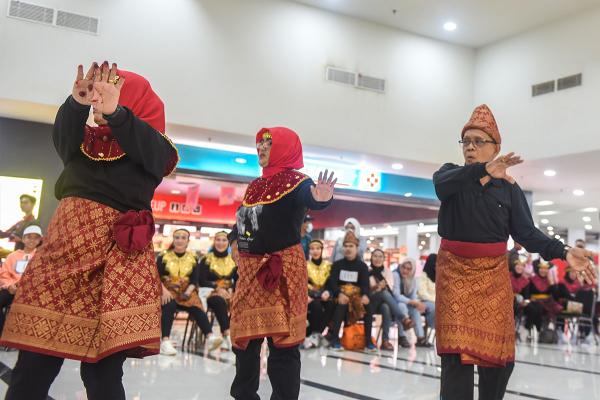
top-left (557, 73), bottom-right (582, 91)
top-left (531, 80), bottom-right (555, 97)
top-left (325, 66), bottom-right (356, 86)
top-left (357, 74), bottom-right (386, 93)
top-left (7, 0), bottom-right (54, 24)
top-left (56, 10), bottom-right (98, 34)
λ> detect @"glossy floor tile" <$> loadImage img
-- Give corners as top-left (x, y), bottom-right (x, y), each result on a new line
top-left (1, 326), bottom-right (600, 399)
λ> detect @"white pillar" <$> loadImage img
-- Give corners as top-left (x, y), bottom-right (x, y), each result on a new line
top-left (405, 224), bottom-right (419, 260)
top-left (567, 228), bottom-right (586, 247)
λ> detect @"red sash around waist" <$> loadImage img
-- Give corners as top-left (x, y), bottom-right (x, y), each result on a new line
top-left (440, 239), bottom-right (507, 259)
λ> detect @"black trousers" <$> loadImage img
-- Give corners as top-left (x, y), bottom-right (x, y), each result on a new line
top-left (161, 300), bottom-right (212, 337)
top-left (0, 289), bottom-right (14, 335)
top-left (231, 338), bottom-right (300, 400)
top-left (6, 350), bottom-right (127, 400)
top-left (307, 299), bottom-right (334, 335)
top-left (524, 302), bottom-right (544, 331)
top-left (440, 354), bottom-right (514, 400)
top-left (207, 295), bottom-right (230, 332)
top-left (329, 303), bottom-right (373, 344)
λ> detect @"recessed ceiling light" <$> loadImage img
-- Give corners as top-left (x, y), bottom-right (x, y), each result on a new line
top-left (573, 189), bottom-right (585, 196)
top-left (583, 216), bottom-right (592, 223)
top-left (171, 189), bottom-right (181, 194)
top-left (540, 219), bottom-right (550, 224)
top-left (234, 157), bottom-right (247, 164)
top-left (420, 240), bottom-right (426, 245)
top-left (391, 163), bottom-right (404, 170)
top-left (544, 170), bottom-right (557, 177)
top-left (404, 192), bottom-right (413, 197)
top-left (534, 200), bottom-right (554, 206)
top-left (418, 245), bottom-right (424, 250)
top-left (443, 21), bottom-right (457, 32)
top-left (554, 234), bottom-right (561, 239)
top-left (425, 233), bottom-right (431, 238)
top-left (582, 207), bottom-right (599, 212)
top-left (546, 226), bottom-right (554, 231)
top-left (538, 211), bottom-right (558, 216)
top-left (585, 224), bottom-right (593, 230)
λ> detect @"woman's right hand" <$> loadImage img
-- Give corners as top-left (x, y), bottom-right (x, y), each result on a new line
top-left (161, 285), bottom-right (174, 305)
top-left (72, 63), bottom-right (98, 105)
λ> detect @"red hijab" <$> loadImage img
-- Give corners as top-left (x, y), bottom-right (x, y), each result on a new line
top-left (256, 127), bottom-right (303, 177)
top-left (84, 69), bottom-right (178, 176)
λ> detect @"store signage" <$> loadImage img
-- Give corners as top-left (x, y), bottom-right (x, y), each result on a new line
top-left (151, 193), bottom-right (240, 224)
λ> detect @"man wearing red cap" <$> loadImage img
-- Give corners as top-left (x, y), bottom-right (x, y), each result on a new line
top-left (434, 104), bottom-right (596, 399)
top-left (229, 127), bottom-right (335, 400)
top-left (0, 62), bottom-right (178, 400)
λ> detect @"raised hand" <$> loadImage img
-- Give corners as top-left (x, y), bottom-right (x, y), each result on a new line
top-left (566, 248), bottom-right (598, 284)
top-left (310, 169), bottom-right (337, 202)
top-left (485, 153), bottom-right (523, 184)
top-left (72, 62), bottom-right (98, 105)
top-left (92, 62), bottom-right (125, 115)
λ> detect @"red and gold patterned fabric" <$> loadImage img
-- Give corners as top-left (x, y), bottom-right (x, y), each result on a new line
top-left (0, 197), bottom-right (161, 362)
top-left (230, 244), bottom-right (306, 349)
top-left (436, 239), bottom-right (514, 367)
top-left (242, 170), bottom-right (308, 207)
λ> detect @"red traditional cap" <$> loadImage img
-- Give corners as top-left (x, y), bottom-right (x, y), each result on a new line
top-left (461, 104), bottom-right (501, 144)
top-left (256, 127), bottom-right (304, 178)
top-left (118, 70), bottom-right (178, 176)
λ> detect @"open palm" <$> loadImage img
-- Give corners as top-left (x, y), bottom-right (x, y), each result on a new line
top-left (310, 169), bottom-right (337, 202)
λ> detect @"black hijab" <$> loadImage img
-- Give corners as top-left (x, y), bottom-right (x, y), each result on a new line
top-left (423, 253), bottom-right (437, 283)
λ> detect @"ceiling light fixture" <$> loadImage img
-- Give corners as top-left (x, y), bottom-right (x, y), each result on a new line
top-left (538, 211), bottom-right (558, 216)
top-left (540, 219), bottom-right (550, 224)
top-left (443, 21), bottom-right (457, 32)
top-left (392, 163), bottom-right (404, 170)
top-left (573, 189), bottom-right (585, 196)
top-left (544, 170), bottom-right (556, 177)
top-left (581, 207), bottom-right (598, 213)
top-left (583, 216), bottom-right (592, 223)
top-left (534, 200), bottom-right (554, 206)
top-left (585, 224), bottom-right (593, 230)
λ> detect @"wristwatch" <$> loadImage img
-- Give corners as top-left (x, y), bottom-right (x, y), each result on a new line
top-left (102, 105), bottom-right (123, 121)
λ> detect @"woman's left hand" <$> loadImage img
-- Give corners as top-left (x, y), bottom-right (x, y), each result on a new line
top-left (567, 248), bottom-right (598, 284)
top-left (310, 170), bottom-right (337, 202)
top-left (92, 62), bottom-right (125, 115)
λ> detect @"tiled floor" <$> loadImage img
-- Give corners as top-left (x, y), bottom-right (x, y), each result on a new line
top-left (1, 332), bottom-right (599, 399)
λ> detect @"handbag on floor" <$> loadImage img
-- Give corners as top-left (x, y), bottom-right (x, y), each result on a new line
top-left (341, 323), bottom-right (367, 350)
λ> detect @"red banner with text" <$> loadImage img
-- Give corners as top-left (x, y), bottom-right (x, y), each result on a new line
top-left (151, 193), bottom-right (240, 225)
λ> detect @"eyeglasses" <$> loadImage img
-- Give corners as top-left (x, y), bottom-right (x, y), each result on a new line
top-left (458, 138), bottom-right (496, 148)
top-left (256, 139), bottom-right (272, 150)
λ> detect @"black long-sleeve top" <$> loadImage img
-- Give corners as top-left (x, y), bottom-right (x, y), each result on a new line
top-left (198, 249), bottom-right (238, 288)
top-left (433, 162), bottom-right (564, 261)
top-left (236, 179), bottom-right (331, 255)
top-left (53, 96), bottom-right (173, 212)
top-left (327, 257), bottom-right (370, 297)
top-left (157, 252), bottom-right (200, 286)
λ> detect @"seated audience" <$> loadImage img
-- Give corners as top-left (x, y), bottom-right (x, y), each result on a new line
top-left (0, 224), bottom-right (43, 335)
top-left (158, 229), bottom-right (221, 355)
top-left (304, 240), bottom-right (334, 348)
top-left (369, 249), bottom-right (413, 350)
top-left (327, 231), bottom-right (376, 352)
top-left (393, 258), bottom-right (434, 347)
top-left (198, 231), bottom-right (237, 351)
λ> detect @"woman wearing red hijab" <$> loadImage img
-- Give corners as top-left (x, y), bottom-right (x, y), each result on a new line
top-left (0, 62), bottom-right (178, 400)
top-left (230, 127), bottom-right (336, 400)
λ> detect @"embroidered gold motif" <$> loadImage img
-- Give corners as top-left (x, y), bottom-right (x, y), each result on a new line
top-left (205, 252), bottom-right (237, 278)
top-left (307, 260), bottom-right (332, 290)
top-left (162, 251), bottom-right (197, 279)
